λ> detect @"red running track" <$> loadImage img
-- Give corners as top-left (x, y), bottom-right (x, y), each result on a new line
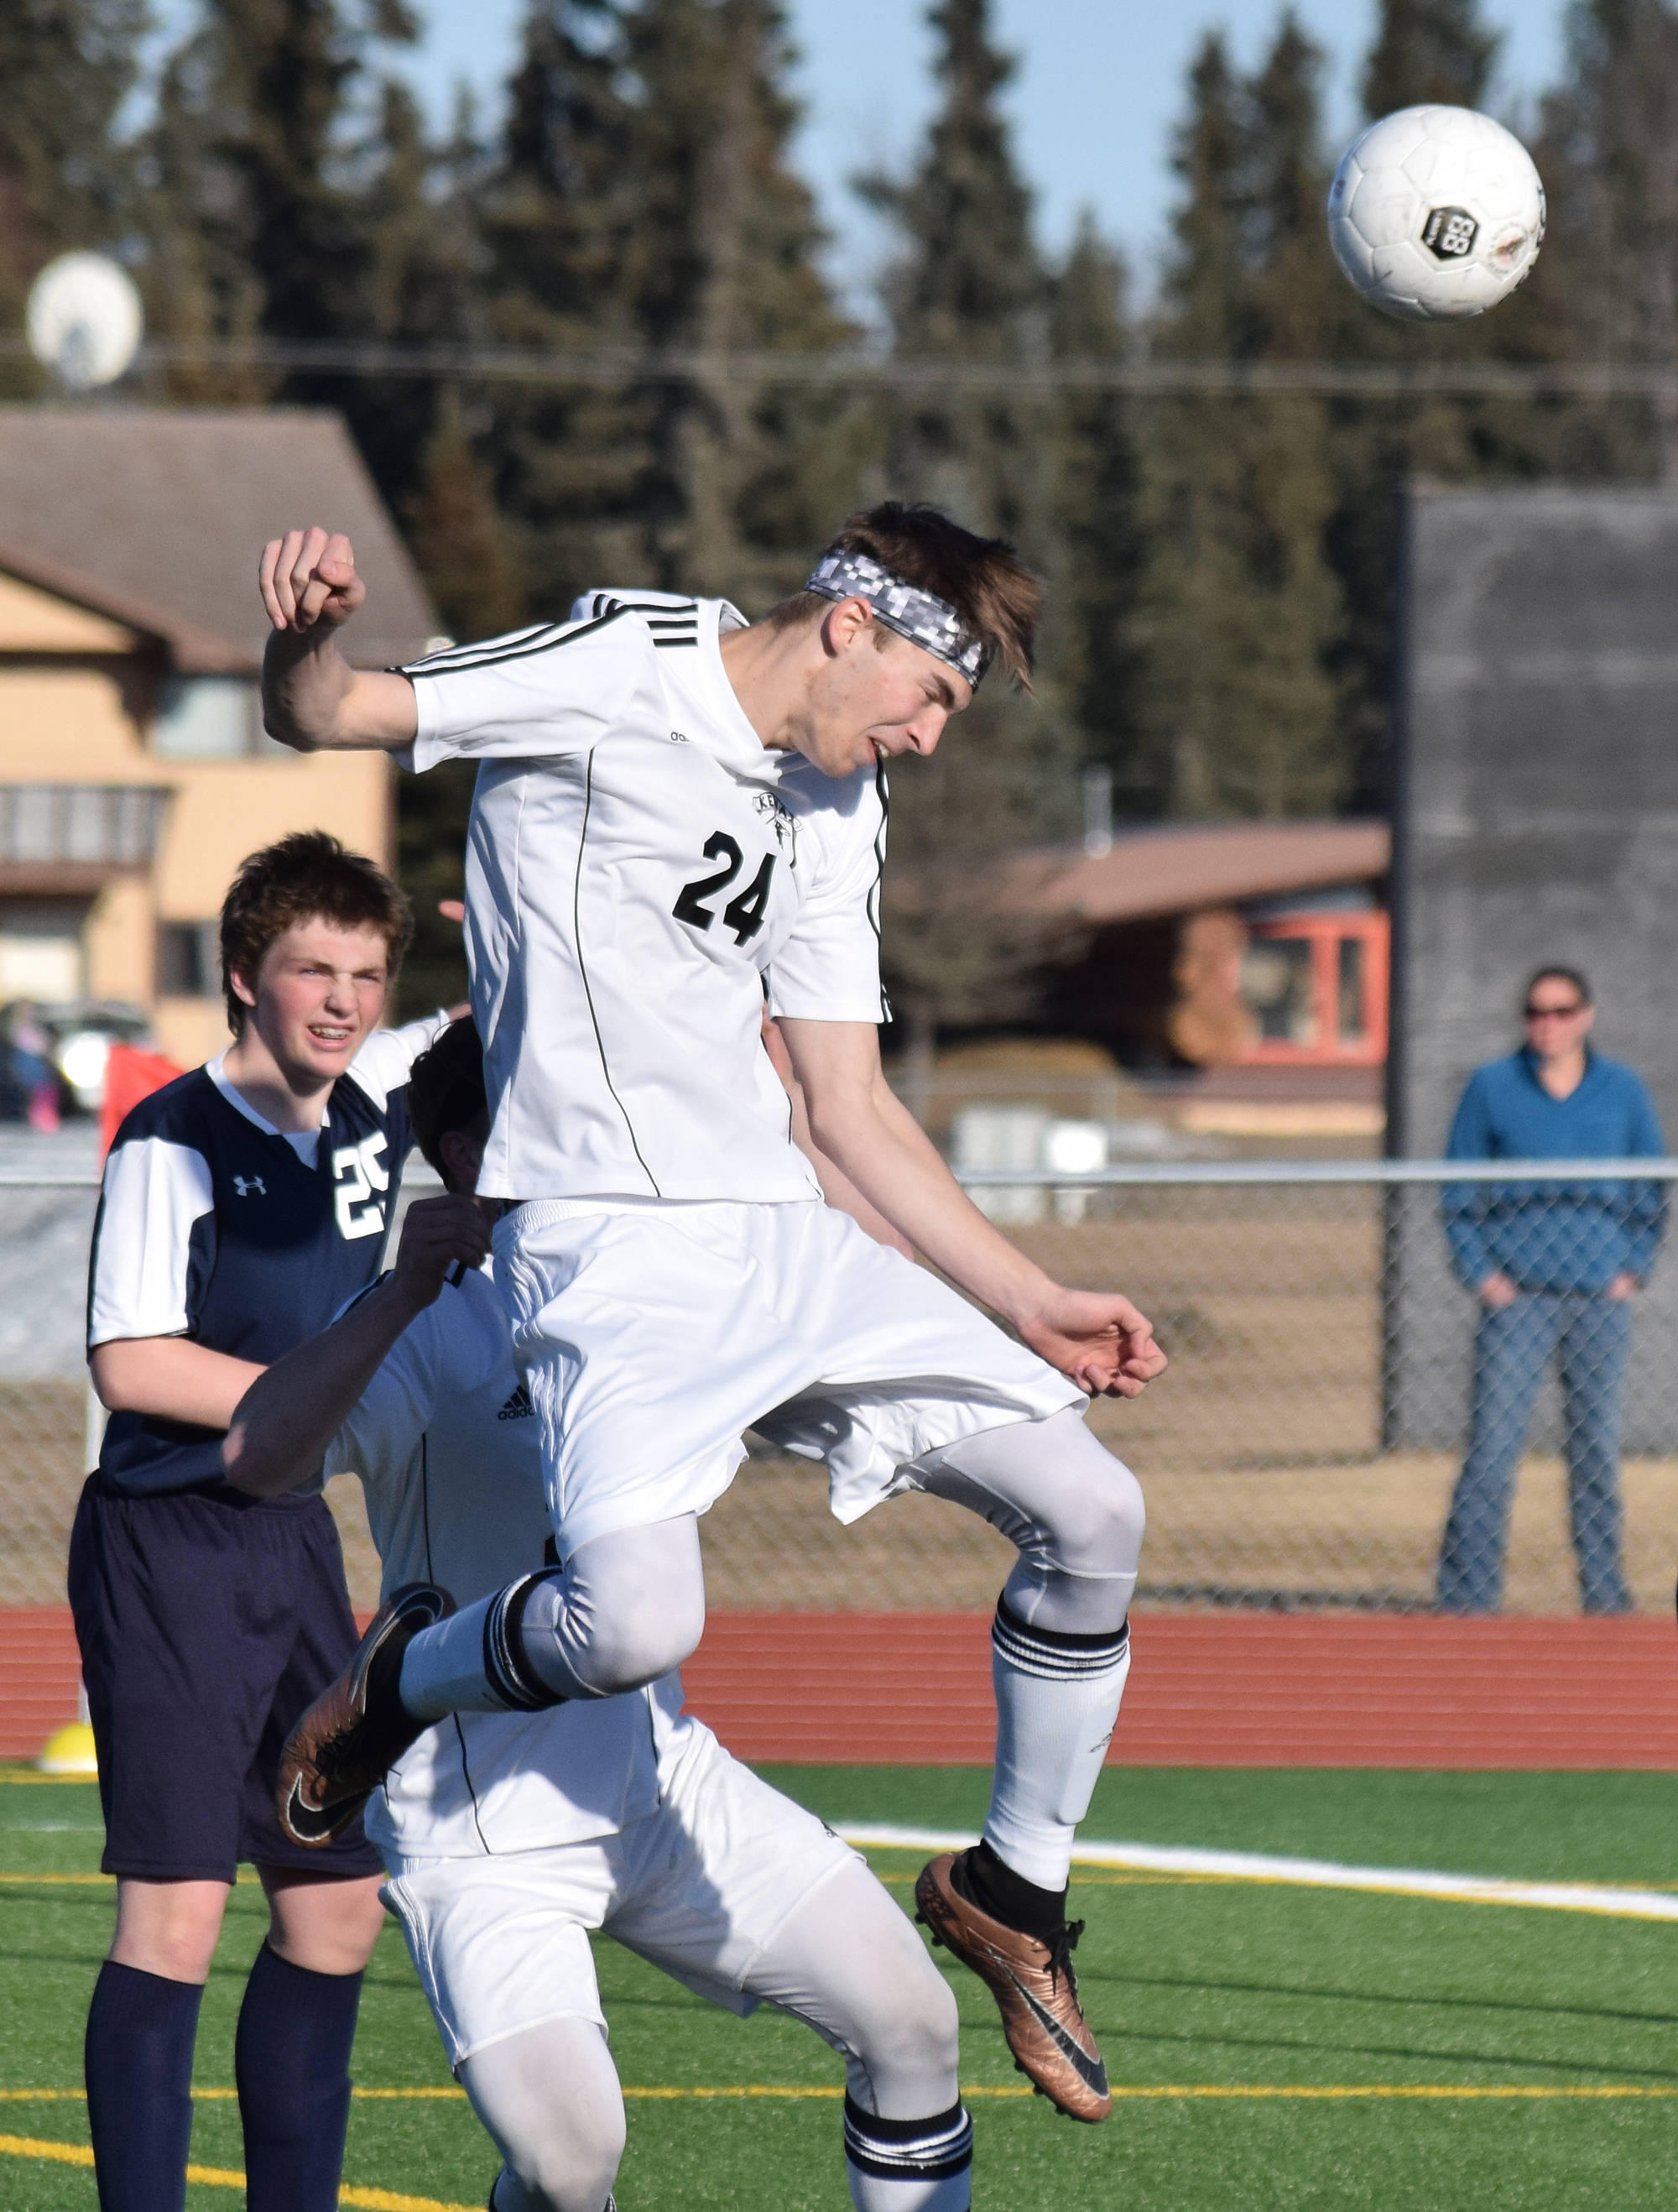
top-left (682, 1612), bottom-right (1678, 1769)
top-left (3, 1608), bottom-right (1676, 1768)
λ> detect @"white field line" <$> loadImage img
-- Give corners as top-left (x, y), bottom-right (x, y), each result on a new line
top-left (836, 1825), bottom-right (1678, 1925)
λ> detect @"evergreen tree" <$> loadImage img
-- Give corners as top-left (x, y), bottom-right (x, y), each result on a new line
top-left (861, 0), bottom-right (1048, 540)
top-left (1045, 214), bottom-right (1145, 814)
top-left (859, 0), bottom-right (1085, 1048)
top-left (1137, 18), bottom-right (1348, 819)
top-left (480, 0), bottom-right (856, 622)
top-left (1360, 0), bottom-right (1500, 116)
top-left (396, 383), bottom-right (527, 1019)
top-left (144, 0), bottom-right (478, 496)
top-left (1323, 0), bottom-right (1641, 808)
top-left (1539, 0), bottom-right (1678, 480)
top-left (0, 0), bottom-right (148, 391)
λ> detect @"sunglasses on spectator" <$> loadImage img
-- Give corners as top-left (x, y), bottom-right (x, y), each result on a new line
top-left (1523, 1001), bottom-right (1586, 1020)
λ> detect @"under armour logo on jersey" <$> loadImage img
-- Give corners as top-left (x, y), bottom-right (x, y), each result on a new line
top-left (331, 1133), bottom-right (389, 1240)
top-left (497, 1384), bottom-right (534, 1422)
top-left (232, 1174), bottom-right (267, 1197)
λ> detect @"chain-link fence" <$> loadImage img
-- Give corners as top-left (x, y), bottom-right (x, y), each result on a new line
top-left (709, 1161), bottom-right (1678, 1617)
top-left (5, 1152), bottom-right (1676, 1620)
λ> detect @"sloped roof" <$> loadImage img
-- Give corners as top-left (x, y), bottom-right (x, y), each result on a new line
top-left (1015, 820), bottom-right (1390, 923)
top-left (0, 406), bottom-right (436, 673)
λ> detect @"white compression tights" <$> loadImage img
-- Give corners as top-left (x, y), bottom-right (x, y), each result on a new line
top-left (462, 1857), bottom-right (968, 2212)
top-left (399, 1407), bottom-right (1144, 1893)
top-left (914, 1403), bottom-right (1145, 1636)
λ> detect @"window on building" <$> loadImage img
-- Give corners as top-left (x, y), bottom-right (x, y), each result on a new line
top-left (1238, 906), bottom-right (1389, 1067)
top-left (156, 921), bottom-right (220, 999)
top-left (0, 903), bottom-right (86, 1004)
top-left (151, 679), bottom-right (258, 759)
top-left (1242, 938), bottom-right (1318, 1046)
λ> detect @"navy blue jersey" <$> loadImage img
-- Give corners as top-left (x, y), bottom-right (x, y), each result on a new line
top-left (87, 1021), bottom-right (444, 1496)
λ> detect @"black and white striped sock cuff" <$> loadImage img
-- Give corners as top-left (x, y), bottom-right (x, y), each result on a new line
top-left (482, 1573), bottom-right (567, 1712)
top-left (991, 1594), bottom-right (1130, 1682)
top-left (843, 2095), bottom-right (973, 2183)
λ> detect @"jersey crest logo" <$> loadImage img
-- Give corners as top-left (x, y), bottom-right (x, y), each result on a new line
top-left (231, 1173), bottom-right (267, 1197)
top-left (497, 1384), bottom-right (534, 1422)
top-left (753, 790), bottom-right (797, 864)
top-left (331, 1133), bottom-right (389, 1240)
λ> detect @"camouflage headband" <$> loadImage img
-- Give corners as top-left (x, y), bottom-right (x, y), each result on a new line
top-left (804, 549), bottom-right (992, 688)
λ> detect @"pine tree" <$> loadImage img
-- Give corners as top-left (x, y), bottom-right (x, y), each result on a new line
top-left (1045, 215), bottom-right (1146, 815)
top-left (857, 0), bottom-right (1087, 1048)
top-left (1323, 0), bottom-right (1635, 809)
top-left (1360, 0), bottom-right (1500, 116)
top-left (1136, 18), bottom-right (1348, 820)
top-left (861, 0), bottom-right (1048, 540)
top-left (1538, 0), bottom-right (1678, 480)
top-left (144, 0), bottom-right (462, 477)
top-left (480, 0), bottom-right (856, 622)
top-left (0, 0), bottom-right (148, 392)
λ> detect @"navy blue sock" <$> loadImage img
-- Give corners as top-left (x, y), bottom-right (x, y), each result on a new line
top-left (235, 1943), bottom-right (364, 2212)
top-left (85, 1959), bottom-right (203, 2212)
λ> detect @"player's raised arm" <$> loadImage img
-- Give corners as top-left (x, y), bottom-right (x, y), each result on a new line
top-left (259, 526), bottom-right (419, 752)
top-left (781, 1016), bottom-right (1167, 1401)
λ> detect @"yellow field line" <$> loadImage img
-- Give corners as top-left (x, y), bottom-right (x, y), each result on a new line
top-left (0, 1873), bottom-right (112, 1885)
top-left (0, 2089), bottom-right (475, 2105)
top-left (0, 2131), bottom-right (481, 2209)
top-left (0, 1774), bottom-right (98, 1787)
top-left (6, 2082), bottom-right (1678, 2108)
top-left (1102, 2086), bottom-right (1678, 2100)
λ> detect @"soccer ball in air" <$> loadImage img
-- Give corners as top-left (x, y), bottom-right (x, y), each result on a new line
top-left (1326, 106), bottom-right (1545, 323)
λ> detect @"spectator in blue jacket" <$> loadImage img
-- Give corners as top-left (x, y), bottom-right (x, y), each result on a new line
top-left (1438, 966), bottom-right (1665, 1614)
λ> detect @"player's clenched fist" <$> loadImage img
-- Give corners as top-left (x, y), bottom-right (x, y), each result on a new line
top-left (259, 526), bottom-right (365, 634)
top-left (388, 1193), bottom-right (492, 1312)
top-left (1019, 1288), bottom-right (1168, 1400)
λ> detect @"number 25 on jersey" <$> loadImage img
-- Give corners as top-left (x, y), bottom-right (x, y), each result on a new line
top-left (673, 832), bottom-right (775, 947)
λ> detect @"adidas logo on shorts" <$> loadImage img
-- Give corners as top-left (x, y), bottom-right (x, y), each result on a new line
top-left (497, 1385), bottom-right (534, 1422)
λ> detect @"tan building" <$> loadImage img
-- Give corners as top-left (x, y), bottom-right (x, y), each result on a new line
top-left (0, 406), bottom-right (437, 1068)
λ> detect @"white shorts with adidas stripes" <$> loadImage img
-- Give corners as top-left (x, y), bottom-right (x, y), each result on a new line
top-left (492, 1193), bottom-right (1083, 1557)
top-left (380, 1711), bottom-right (857, 2064)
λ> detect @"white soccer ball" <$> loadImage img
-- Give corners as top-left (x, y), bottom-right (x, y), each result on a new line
top-left (1326, 106), bottom-right (1545, 323)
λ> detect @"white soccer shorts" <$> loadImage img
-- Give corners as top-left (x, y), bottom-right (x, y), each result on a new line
top-left (492, 1194), bottom-right (1083, 1553)
top-left (380, 1721), bottom-right (858, 2066)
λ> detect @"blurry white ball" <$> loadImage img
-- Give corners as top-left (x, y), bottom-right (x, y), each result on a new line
top-left (1326, 106), bottom-right (1545, 323)
top-left (25, 253), bottom-right (143, 389)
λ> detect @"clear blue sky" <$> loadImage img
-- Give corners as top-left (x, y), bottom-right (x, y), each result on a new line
top-left (147, 1), bottom-right (1570, 305)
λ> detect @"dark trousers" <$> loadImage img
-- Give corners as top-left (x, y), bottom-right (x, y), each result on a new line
top-left (1437, 1293), bottom-right (1633, 1615)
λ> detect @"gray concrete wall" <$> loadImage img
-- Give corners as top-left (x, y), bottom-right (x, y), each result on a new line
top-left (1387, 483), bottom-right (1678, 1453)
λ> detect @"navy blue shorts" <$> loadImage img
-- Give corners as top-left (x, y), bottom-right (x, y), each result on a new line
top-left (68, 1475), bottom-right (383, 1883)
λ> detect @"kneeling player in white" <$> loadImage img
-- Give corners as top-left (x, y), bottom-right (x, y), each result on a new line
top-left (260, 503), bottom-right (1163, 2121)
top-left (223, 1022), bottom-right (972, 2212)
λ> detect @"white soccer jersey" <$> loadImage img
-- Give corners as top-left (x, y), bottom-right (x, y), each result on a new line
top-left (326, 1265), bottom-right (684, 1858)
top-left (398, 593), bottom-right (889, 1204)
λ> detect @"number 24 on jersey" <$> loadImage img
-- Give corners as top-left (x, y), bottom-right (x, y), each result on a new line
top-left (673, 832), bottom-right (775, 947)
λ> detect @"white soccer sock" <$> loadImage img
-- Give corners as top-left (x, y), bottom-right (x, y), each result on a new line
top-left (844, 2099), bottom-right (972, 2212)
top-left (398, 1592), bottom-right (519, 1720)
top-left (982, 1597), bottom-right (1132, 1893)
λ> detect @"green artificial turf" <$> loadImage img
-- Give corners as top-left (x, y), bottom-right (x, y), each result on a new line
top-left (3, 1766), bottom-right (1677, 2209)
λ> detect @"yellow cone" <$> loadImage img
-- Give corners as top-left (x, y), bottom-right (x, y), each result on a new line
top-left (38, 1722), bottom-right (97, 1776)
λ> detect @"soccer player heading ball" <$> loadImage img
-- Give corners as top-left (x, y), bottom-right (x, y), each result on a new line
top-left (257, 503), bottom-right (1168, 2124)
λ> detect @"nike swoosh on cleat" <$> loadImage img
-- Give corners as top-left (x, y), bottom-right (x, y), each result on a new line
top-left (998, 1967), bottom-right (1110, 2101)
top-left (284, 1776), bottom-right (352, 1845)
